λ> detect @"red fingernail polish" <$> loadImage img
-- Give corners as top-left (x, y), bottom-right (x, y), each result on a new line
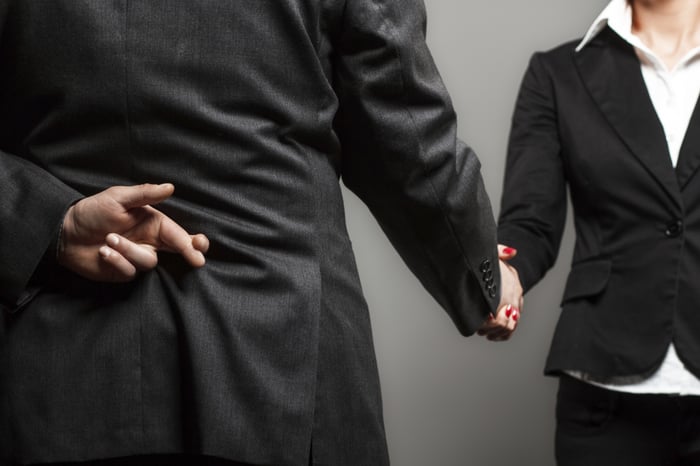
top-left (513, 312), bottom-right (519, 322)
top-left (505, 308), bottom-right (512, 318)
top-left (503, 247), bottom-right (516, 255)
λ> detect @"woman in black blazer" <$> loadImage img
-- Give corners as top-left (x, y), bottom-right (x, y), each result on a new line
top-left (499, 0), bottom-right (700, 464)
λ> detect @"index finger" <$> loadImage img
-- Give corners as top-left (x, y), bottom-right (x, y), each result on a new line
top-left (110, 183), bottom-right (175, 210)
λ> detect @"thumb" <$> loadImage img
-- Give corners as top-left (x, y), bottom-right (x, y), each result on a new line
top-left (111, 183), bottom-right (175, 210)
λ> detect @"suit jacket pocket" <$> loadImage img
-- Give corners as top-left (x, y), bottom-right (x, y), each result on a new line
top-left (560, 259), bottom-right (612, 305)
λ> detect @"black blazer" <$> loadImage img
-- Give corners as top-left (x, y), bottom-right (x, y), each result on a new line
top-left (499, 26), bottom-right (700, 381)
top-left (0, 1), bottom-right (500, 465)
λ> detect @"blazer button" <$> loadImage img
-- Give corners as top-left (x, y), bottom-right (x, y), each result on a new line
top-left (665, 219), bottom-right (683, 238)
top-left (482, 270), bottom-right (493, 281)
top-left (480, 259), bottom-right (491, 273)
top-left (488, 286), bottom-right (497, 298)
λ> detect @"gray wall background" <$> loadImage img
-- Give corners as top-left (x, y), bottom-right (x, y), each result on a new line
top-left (341, 1), bottom-right (608, 465)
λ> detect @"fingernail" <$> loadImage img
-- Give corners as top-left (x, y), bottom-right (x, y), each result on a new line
top-left (512, 310), bottom-right (520, 321)
top-left (505, 305), bottom-right (513, 318)
top-left (106, 234), bottom-right (119, 247)
top-left (99, 246), bottom-right (112, 258)
top-left (488, 314), bottom-right (494, 321)
top-left (503, 247), bottom-right (516, 255)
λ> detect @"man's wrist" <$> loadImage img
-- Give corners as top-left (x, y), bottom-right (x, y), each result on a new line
top-left (56, 206), bottom-right (75, 265)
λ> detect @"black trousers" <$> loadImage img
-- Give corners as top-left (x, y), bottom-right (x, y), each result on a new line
top-left (556, 375), bottom-right (700, 466)
top-left (18, 454), bottom-right (312, 466)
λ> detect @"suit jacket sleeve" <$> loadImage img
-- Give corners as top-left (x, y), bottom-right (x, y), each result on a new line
top-left (332, 0), bottom-right (499, 335)
top-left (0, 150), bottom-right (83, 312)
top-left (0, 3), bottom-right (83, 312)
top-left (498, 53), bottom-right (568, 292)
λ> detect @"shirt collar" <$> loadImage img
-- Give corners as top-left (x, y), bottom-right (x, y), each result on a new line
top-left (576, 0), bottom-right (634, 52)
top-left (574, 0), bottom-right (700, 71)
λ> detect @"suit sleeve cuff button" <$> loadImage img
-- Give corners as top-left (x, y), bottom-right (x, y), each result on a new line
top-left (479, 259), bottom-right (491, 273)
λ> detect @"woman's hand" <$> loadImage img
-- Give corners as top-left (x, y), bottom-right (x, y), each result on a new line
top-left (477, 244), bottom-right (523, 341)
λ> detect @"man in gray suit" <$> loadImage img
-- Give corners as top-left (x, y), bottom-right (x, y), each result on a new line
top-left (0, 0), bottom-right (521, 465)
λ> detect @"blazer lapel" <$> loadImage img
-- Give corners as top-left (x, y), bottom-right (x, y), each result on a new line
top-left (675, 96), bottom-right (700, 190)
top-left (574, 27), bottom-right (681, 205)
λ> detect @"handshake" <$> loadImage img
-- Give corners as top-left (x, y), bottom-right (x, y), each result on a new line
top-left (476, 245), bottom-right (523, 342)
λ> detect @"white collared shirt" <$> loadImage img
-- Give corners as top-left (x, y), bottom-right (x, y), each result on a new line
top-left (569, 0), bottom-right (700, 395)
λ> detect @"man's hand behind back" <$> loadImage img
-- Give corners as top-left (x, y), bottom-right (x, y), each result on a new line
top-left (58, 183), bottom-right (209, 282)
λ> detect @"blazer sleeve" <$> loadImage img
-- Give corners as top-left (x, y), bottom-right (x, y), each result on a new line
top-left (0, 4), bottom-right (84, 312)
top-left (332, 0), bottom-right (499, 335)
top-left (0, 149), bottom-right (83, 312)
top-left (497, 53), bottom-right (568, 292)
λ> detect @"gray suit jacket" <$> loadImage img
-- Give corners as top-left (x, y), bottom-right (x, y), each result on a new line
top-left (0, 1), bottom-right (499, 464)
